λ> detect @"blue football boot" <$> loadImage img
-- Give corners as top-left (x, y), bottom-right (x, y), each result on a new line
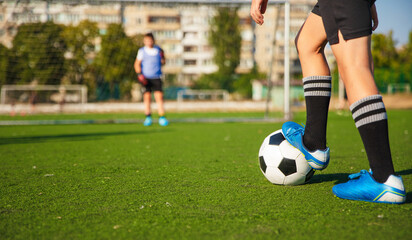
top-left (159, 116), bottom-right (169, 126)
top-left (143, 116), bottom-right (152, 126)
top-left (282, 121), bottom-right (330, 170)
top-left (332, 170), bottom-right (406, 204)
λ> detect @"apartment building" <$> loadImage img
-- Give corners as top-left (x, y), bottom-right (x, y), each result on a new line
top-left (254, 0), bottom-right (317, 83)
top-left (123, 4), bottom-right (252, 85)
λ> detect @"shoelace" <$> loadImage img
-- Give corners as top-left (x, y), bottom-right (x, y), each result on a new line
top-left (348, 169), bottom-right (368, 179)
top-left (290, 129), bottom-right (303, 138)
top-left (284, 123), bottom-right (305, 137)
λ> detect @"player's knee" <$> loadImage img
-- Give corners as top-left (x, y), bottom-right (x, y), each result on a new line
top-left (296, 37), bottom-right (322, 58)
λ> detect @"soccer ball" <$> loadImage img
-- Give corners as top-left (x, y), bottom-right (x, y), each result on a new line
top-left (258, 130), bottom-right (315, 185)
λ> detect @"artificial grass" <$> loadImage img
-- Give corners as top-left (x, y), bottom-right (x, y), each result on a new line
top-left (0, 111), bottom-right (283, 121)
top-left (0, 110), bottom-right (411, 239)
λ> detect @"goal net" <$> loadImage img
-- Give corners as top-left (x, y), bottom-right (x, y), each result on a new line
top-left (1, 84), bottom-right (87, 105)
top-left (0, 0), bottom-right (297, 118)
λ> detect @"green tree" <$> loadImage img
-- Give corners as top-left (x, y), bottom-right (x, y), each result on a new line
top-left (9, 22), bottom-right (66, 85)
top-left (371, 31), bottom-right (412, 92)
top-left (193, 72), bottom-right (227, 90)
top-left (372, 31), bottom-right (398, 68)
top-left (208, 7), bottom-right (242, 91)
top-left (0, 44), bottom-right (9, 86)
top-left (93, 24), bottom-right (137, 99)
top-left (398, 31), bottom-right (412, 69)
top-left (61, 20), bottom-right (99, 84)
top-left (232, 66), bottom-right (265, 99)
top-left (397, 31), bottom-right (412, 87)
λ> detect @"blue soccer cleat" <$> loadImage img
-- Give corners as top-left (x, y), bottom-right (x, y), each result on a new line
top-left (332, 170), bottom-right (406, 204)
top-left (158, 116), bottom-right (169, 126)
top-left (143, 116), bottom-right (153, 126)
top-left (281, 121), bottom-right (330, 170)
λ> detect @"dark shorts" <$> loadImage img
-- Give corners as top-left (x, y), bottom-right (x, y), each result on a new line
top-left (142, 78), bottom-right (163, 93)
top-left (312, 0), bottom-right (375, 45)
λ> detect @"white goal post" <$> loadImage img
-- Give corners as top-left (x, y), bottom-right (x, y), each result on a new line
top-left (0, 85), bottom-right (88, 105)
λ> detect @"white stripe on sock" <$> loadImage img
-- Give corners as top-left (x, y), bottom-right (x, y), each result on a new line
top-left (352, 102), bottom-right (386, 120)
top-left (355, 112), bottom-right (387, 128)
top-left (302, 76), bottom-right (332, 82)
top-left (349, 95), bottom-right (382, 112)
top-left (303, 83), bottom-right (332, 89)
top-left (304, 91), bottom-right (332, 97)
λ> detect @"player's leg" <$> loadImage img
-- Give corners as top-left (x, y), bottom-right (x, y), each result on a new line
top-left (331, 32), bottom-right (388, 176)
top-left (295, 12), bottom-right (331, 151)
top-left (154, 91), bottom-right (168, 126)
top-left (154, 91), bottom-right (165, 116)
top-left (282, 12), bottom-right (331, 170)
top-left (331, 33), bottom-right (377, 104)
top-left (143, 90), bottom-right (153, 126)
top-left (143, 91), bottom-right (152, 115)
top-left (152, 79), bottom-right (168, 126)
top-left (295, 13), bottom-right (329, 77)
top-left (331, 31), bottom-right (405, 203)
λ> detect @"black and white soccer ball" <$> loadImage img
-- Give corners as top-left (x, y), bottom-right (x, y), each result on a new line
top-left (258, 130), bottom-right (315, 185)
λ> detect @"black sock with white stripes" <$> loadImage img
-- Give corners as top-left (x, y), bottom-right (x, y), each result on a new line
top-left (350, 95), bottom-right (395, 183)
top-left (302, 76), bottom-right (331, 151)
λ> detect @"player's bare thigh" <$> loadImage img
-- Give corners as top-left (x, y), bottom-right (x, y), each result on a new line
top-left (296, 13), bottom-right (327, 54)
top-left (295, 13), bottom-right (329, 77)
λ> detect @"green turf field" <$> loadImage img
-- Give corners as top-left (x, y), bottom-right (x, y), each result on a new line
top-left (1, 110), bottom-right (411, 239)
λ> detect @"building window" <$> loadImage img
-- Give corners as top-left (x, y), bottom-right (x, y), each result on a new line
top-left (154, 30), bottom-right (176, 39)
top-left (183, 32), bottom-right (197, 38)
top-left (293, 59), bottom-right (300, 67)
top-left (184, 60), bottom-right (197, 66)
top-left (148, 16), bottom-right (180, 24)
top-left (277, 60), bottom-right (284, 66)
top-left (166, 58), bottom-right (182, 66)
top-left (184, 46), bottom-right (198, 52)
top-left (202, 59), bottom-right (213, 65)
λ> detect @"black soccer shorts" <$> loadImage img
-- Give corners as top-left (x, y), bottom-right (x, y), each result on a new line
top-left (142, 78), bottom-right (163, 93)
top-left (312, 0), bottom-right (376, 45)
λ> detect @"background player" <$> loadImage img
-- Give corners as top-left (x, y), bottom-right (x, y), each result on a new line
top-left (134, 33), bottom-right (168, 126)
top-left (251, 0), bottom-right (406, 203)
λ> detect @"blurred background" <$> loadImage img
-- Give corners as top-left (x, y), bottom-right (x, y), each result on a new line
top-left (0, 0), bottom-right (411, 116)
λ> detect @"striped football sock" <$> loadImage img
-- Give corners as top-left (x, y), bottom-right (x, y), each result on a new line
top-left (302, 76), bottom-right (332, 151)
top-left (350, 95), bottom-right (395, 183)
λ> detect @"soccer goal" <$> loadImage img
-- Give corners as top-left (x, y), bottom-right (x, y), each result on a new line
top-left (0, 84), bottom-right (88, 105)
top-left (0, 0), bottom-right (292, 121)
top-left (387, 83), bottom-right (411, 94)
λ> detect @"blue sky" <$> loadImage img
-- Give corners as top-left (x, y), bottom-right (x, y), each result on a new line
top-left (374, 0), bottom-right (412, 47)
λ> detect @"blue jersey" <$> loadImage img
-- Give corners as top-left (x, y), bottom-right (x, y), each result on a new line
top-left (137, 45), bottom-right (163, 79)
